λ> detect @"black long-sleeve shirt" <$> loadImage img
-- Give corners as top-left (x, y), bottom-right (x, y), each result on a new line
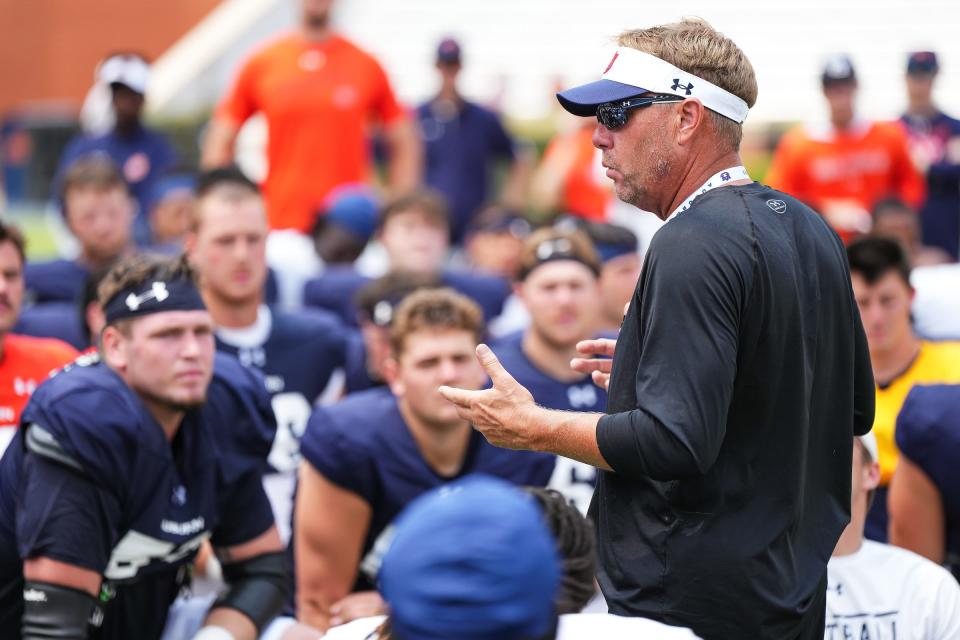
top-left (592, 183), bottom-right (874, 640)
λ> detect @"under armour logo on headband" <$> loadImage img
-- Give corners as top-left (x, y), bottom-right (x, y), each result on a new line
top-left (536, 238), bottom-right (573, 260)
top-left (671, 79), bottom-right (694, 95)
top-left (125, 281), bottom-right (170, 311)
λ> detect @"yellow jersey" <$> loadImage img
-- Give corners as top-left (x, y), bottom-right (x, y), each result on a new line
top-left (874, 340), bottom-right (960, 485)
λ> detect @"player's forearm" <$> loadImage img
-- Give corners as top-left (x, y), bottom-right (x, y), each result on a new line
top-left (201, 119), bottom-right (239, 168)
top-left (198, 608), bottom-right (258, 640)
top-left (532, 407), bottom-right (612, 471)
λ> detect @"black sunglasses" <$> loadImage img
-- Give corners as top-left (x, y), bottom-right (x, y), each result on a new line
top-left (595, 94), bottom-right (684, 130)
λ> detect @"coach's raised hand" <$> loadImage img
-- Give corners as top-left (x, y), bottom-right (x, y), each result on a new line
top-left (570, 337), bottom-right (617, 390)
top-left (438, 344), bottom-right (542, 450)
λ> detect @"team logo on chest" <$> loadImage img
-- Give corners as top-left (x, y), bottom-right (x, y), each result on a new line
top-left (567, 384), bottom-right (598, 409)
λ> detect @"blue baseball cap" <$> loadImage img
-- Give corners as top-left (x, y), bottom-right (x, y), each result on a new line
top-left (378, 475), bottom-right (560, 640)
top-left (318, 184), bottom-right (380, 241)
top-left (436, 37), bottom-right (462, 65)
top-left (907, 51), bottom-right (939, 75)
top-left (146, 173), bottom-right (195, 213)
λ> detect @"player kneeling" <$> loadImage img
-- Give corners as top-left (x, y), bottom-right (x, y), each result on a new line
top-left (0, 255), bottom-right (286, 640)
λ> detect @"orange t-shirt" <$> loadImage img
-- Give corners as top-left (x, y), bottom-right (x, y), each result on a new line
top-left (542, 126), bottom-right (612, 221)
top-left (216, 33), bottom-right (407, 232)
top-left (766, 120), bottom-right (926, 241)
top-left (0, 334), bottom-right (78, 452)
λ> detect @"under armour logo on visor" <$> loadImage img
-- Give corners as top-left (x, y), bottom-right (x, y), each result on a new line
top-left (125, 281), bottom-right (170, 311)
top-left (671, 79), bottom-right (694, 95)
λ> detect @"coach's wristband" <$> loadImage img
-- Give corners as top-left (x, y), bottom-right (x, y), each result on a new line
top-left (192, 626), bottom-right (236, 640)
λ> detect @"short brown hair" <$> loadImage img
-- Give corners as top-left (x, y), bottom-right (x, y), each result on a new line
top-left (97, 253), bottom-right (198, 322)
top-left (191, 166), bottom-right (262, 232)
top-left (389, 288), bottom-right (484, 356)
top-left (0, 221), bottom-right (27, 267)
top-left (61, 156), bottom-right (128, 203)
top-left (379, 189), bottom-right (450, 231)
top-left (518, 228), bottom-right (601, 281)
top-left (617, 18), bottom-right (758, 151)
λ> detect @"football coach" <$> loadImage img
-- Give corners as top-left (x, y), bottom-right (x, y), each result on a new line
top-left (440, 18), bottom-right (875, 639)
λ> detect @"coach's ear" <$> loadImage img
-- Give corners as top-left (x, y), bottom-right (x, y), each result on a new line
top-left (676, 98), bottom-right (706, 146)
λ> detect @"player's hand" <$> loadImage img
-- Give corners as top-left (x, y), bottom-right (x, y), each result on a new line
top-left (328, 590), bottom-right (386, 627)
top-left (571, 338), bottom-right (616, 391)
top-left (438, 344), bottom-right (541, 451)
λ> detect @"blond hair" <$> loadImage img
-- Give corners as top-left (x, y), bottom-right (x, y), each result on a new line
top-left (618, 18), bottom-right (757, 150)
top-left (389, 288), bottom-right (484, 356)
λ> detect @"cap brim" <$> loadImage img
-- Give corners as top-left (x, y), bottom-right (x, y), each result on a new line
top-left (556, 79), bottom-right (648, 117)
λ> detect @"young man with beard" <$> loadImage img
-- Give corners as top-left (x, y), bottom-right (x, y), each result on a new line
top-left (289, 289), bottom-right (554, 635)
top-left (490, 227), bottom-right (608, 512)
top-left (185, 167), bottom-right (347, 543)
top-left (0, 255), bottom-right (286, 640)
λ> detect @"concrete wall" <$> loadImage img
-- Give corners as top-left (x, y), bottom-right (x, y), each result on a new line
top-left (0, 0), bottom-right (220, 115)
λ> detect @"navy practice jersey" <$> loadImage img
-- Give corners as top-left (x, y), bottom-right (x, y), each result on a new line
top-left (299, 387), bottom-right (555, 592)
top-left (0, 353), bottom-right (275, 640)
top-left (302, 267), bottom-right (510, 328)
top-left (343, 329), bottom-right (382, 395)
top-left (215, 307), bottom-right (347, 474)
top-left (23, 261), bottom-right (280, 308)
top-left (491, 331), bottom-right (608, 512)
top-left (24, 258), bottom-right (89, 305)
top-left (896, 384), bottom-right (960, 580)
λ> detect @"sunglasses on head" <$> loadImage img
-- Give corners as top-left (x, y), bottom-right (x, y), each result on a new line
top-left (595, 94), bottom-right (685, 130)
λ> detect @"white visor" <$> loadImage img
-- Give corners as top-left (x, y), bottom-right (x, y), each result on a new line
top-left (557, 47), bottom-right (750, 124)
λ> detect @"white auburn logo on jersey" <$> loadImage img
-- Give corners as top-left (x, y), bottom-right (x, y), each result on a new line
top-left (104, 529), bottom-right (209, 580)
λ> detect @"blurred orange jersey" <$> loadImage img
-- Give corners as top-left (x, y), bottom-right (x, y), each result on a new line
top-left (0, 334), bottom-right (78, 450)
top-left (215, 33), bottom-right (407, 232)
top-left (542, 125), bottom-right (612, 221)
top-left (766, 120), bottom-right (925, 241)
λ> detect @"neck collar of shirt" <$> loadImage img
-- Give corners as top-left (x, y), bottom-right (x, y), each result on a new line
top-left (216, 305), bottom-right (272, 349)
top-left (666, 165), bottom-right (750, 222)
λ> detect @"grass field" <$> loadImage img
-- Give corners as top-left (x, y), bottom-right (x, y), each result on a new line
top-left (5, 204), bottom-right (66, 261)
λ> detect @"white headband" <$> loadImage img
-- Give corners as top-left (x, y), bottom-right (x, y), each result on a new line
top-left (601, 48), bottom-right (749, 124)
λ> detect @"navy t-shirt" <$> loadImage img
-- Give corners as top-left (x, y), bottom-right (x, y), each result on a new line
top-left (896, 384), bottom-right (960, 580)
top-left (215, 308), bottom-right (347, 474)
top-left (490, 331), bottom-right (607, 512)
top-left (416, 99), bottom-right (516, 244)
top-left (302, 267), bottom-right (510, 329)
top-left (0, 354), bottom-right (275, 640)
top-left (299, 387), bottom-right (555, 591)
top-left (24, 258), bottom-right (89, 305)
top-left (901, 111), bottom-right (960, 259)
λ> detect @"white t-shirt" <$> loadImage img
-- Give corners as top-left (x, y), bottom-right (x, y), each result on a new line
top-left (318, 613), bottom-right (700, 639)
top-left (826, 540), bottom-right (960, 640)
top-left (911, 263), bottom-right (960, 341)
